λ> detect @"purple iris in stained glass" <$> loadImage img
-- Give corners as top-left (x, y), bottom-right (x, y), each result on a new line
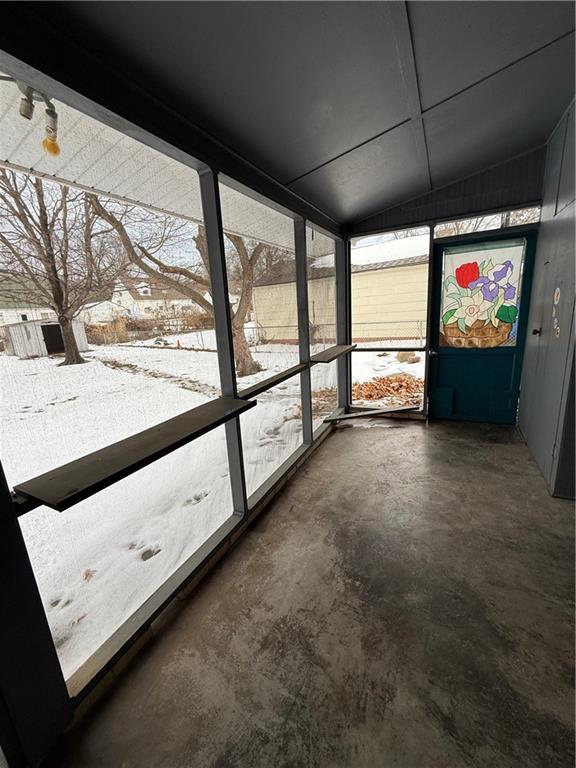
top-left (468, 260), bottom-right (516, 302)
top-left (490, 261), bottom-right (513, 284)
top-left (469, 277), bottom-right (498, 301)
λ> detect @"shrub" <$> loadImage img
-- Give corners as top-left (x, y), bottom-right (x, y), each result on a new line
top-left (86, 316), bottom-right (130, 345)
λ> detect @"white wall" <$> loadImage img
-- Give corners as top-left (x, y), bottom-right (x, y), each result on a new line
top-left (5, 320), bottom-right (89, 358)
top-left (7, 322), bottom-right (46, 358)
top-left (78, 301), bottom-right (129, 324)
top-left (0, 306), bottom-right (56, 326)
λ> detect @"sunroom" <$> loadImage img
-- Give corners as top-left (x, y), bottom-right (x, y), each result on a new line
top-left (0, 3), bottom-right (574, 767)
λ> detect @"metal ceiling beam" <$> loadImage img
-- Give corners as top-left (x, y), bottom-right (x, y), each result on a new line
top-left (388, 1), bottom-right (432, 194)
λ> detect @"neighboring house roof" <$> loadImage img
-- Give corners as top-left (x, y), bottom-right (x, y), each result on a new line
top-left (0, 276), bottom-right (51, 309)
top-left (350, 253), bottom-right (429, 273)
top-left (0, 273), bottom-right (115, 309)
top-left (82, 299), bottom-right (127, 311)
top-left (254, 261), bottom-right (335, 287)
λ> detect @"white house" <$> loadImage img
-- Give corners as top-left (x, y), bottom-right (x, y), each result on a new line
top-left (0, 277), bottom-right (57, 327)
top-left (72, 278), bottom-right (242, 327)
top-left (77, 300), bottom-right (130, 325)
top-left (108, 279), bottom-right (200, 319)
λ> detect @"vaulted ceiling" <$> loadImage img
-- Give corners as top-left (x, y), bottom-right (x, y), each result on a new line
top-left (2, 2), bottom-right (575, 226)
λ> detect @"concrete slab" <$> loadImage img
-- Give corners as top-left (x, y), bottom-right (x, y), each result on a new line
top-left (45, 421), bottom-right (574, 768)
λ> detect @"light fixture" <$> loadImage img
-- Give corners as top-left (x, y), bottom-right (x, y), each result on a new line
top-left (18, 85), bottom-right (34, 120)
top-left (42, 105), bottom-right (60, 156)
top-left (0, 76), bottom-right (61, 156)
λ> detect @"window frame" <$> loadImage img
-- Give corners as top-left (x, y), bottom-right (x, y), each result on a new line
top-left (1, 176), bottom-right (346, 710)
top-left (350, 227), bottom-right (431, 354)
top-left (0, 44), bottom-right (345, 768)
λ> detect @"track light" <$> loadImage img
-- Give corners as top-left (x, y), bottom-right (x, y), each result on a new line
top-left (0, 77), bottom-right (61, 156)
top-left (19, 87), bottom-right (34, 120)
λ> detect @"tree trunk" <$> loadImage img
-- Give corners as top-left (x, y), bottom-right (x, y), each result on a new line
top-left (232, 321), bottom-right (261, 377)
top-left (59, 316), bottom-right (85, 365)
top-left (229, 257), bottom-right (263, 377)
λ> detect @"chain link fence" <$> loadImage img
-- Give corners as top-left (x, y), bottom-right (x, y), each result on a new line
top-left (352, 320), bottom-right (427, 348)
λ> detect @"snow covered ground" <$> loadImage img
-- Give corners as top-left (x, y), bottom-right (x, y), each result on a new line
top-left (0, 337), bottom-right (333, 681)
top-left (0, 337), bottom-right (422, 681)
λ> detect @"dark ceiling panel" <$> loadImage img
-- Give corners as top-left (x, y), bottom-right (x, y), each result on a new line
top-left (54, 1), bottom-right (410, 185)
top-left (288, 122), bottom-right (428, 222)
top-left (348, 148), bottom-right (545, 235)
top-left (424, 34), bottom-right (574, 188)
top-left (1, 2), bottom-right (573, 226)
top-left (409, 0), bottom-right (575, 110)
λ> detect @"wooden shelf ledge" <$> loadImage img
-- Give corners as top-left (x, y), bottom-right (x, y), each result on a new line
top-left (310, 344), bottom-right (356, 364)
top-left (14, 397), bottom-right (256, 512)
top-left (238, 363), bottom-right (307, 400)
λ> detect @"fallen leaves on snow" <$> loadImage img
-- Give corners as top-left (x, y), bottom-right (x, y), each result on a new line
top-left (352, 374), bottom-right (424, 406)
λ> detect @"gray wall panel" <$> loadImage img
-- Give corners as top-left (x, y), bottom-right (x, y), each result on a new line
top-left (518, 101), bottom-right (575, 498)
top-left (541, 117), bottom-right (567, 220)
top-left (555, 354), bottom-right (575, 499)
top-left (556, 104), bottom-right (575, 215)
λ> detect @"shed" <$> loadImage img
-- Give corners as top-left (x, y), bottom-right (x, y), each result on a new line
top-left (2, 319), bottom-right (88, 359)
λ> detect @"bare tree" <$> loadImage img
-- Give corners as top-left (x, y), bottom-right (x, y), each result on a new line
top-left (392, 227), bottom-right (429, 239)
top-left (88, 195), bottom-right (278, 376)
top-left (433, 208), bottom-right (539, 238)
top-left (506, 207), bottom-right (540, 226)
top-left (0, 170), bottom-right (126, 364)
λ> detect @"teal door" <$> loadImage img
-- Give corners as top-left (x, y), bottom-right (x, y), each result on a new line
top-left (428, 230), bottom-right (536, 424)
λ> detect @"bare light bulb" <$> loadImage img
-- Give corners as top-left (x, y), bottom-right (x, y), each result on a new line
top-left (43, 107), bottom-right (60, 156)
top-left (42, 137), bottom-right (60, 156)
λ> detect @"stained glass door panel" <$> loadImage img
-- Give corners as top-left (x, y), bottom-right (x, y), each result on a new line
top-left (439, 240), bottom-right (525, 349)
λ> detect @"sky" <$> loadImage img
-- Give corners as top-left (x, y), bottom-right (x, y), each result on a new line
top-left (350, 231), bottom-right (429, 266)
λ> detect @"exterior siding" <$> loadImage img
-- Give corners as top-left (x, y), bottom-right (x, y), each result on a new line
top-left (308, 277), bottom-right (337, 344)
top-left (3, 320), bottom-right (89, 359)
top-left (351, 264), bottom-right (428, 342)
top-left (252, 277), bottom-right (337, 343)
top-left (252, 281), bottom-right (298, 342)
top-left (7, 322), bottom-right (46, 358)
top-left (0, 306), bottom-right (56, 326)
top-left (253, 262), bottom-right (429, 344)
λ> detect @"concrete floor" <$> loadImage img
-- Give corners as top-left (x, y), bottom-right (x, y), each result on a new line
top-left (46, 420), bottom-right (574, 768)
